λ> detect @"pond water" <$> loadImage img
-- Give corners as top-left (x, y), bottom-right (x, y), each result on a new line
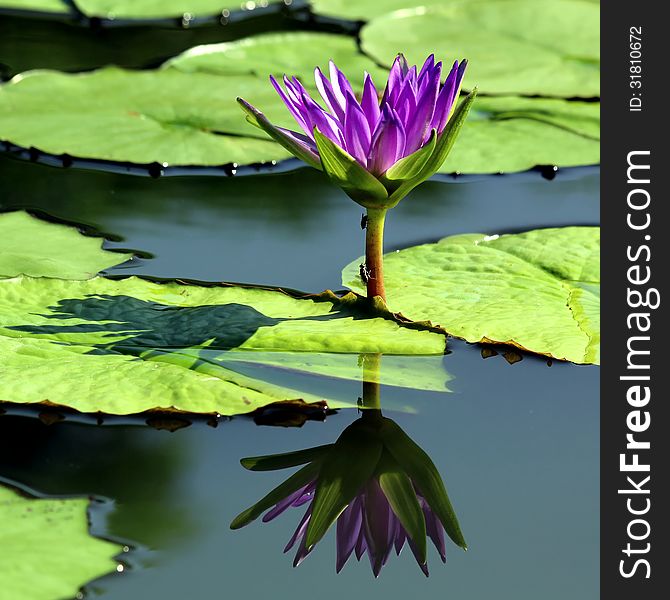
top-left (0, 152), bottom-right (599, 598)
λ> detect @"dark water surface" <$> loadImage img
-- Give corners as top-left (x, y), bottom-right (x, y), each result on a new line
top-left (0, 152), bottom-right (599, 598)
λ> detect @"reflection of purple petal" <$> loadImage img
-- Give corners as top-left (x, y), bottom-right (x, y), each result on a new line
top-left (284, 505), bottom-right (313, 553)
top-left (336, 496), bottom-right (363, 573)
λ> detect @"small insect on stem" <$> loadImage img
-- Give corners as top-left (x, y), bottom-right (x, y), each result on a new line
top-left (360, 214), bottom-right (368, 230)
top-left (359, 263), bottom-right (370, 284)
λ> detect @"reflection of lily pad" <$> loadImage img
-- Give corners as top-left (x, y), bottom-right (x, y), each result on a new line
top-left (0, 483), bottom-right (122, 600)
top-left (0, 67), bottom-right (292, 166)
top-left (361, 0), bottom-right (599, 97)
top-left (0, 211), bottom-right (131, 279)
top-left (165, 31), bottom-right (389, 85)
top-left (440, 96), bottom-right (599, 173)
top-left (343, 227), bottom-right (600, 364)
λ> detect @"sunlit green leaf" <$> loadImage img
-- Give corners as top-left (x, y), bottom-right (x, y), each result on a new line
top-left (165, 31), bottom-right (388, 85)
top-left (343, 227), bottom-right (600, 364)
top-left (314, 129), bottom-right (388, 206)
top-left (361, 0), bottom-right (599, 97)
top-left (0, 211), bottom-right (130, 279)
top-left (0, 67), bottom-right (292, 166)
top-left (0, 483), bottom-right (122, 600)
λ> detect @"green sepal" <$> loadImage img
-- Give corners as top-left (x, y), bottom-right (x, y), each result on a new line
top-left (387, 89), bottom-right (478, 206)
top-left (237, 97), bottom-right (322, 170)
top-left (377, 450), bottom-right (427, 563)
top-left (382, 129), bottom-right (437, 193)
top-left (379, 418), bottom-right (466, 550)
top-left (313, 128), bottom-right (389, 209)
top-left (304, 423), bottom-right (383, 549)
top-left (230, 461), bottom-right (321, 530)
top-left (240, 445), bottom-right (334, 472)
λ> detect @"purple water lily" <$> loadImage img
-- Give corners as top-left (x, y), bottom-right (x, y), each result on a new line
top-left (267, 54), bottom-right (466, 176)
top-left (264, 477), bottom-right (447, 577)
top-left (237, 53), bottom-right (476, 303)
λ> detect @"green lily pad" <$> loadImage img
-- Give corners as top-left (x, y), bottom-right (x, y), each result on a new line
top-left (0, 483), bottom-right (122, 600)
top-left (440, 96), bottom-right (599, 173)
top-left (0, 211), bottom-right (131, 279)
top-left (75, 0), bottom-right (282, 20)
top-left (361, 0), bottom-right (599, 97)
top-left (309, 0), bottom-right (599, 22)
top-left (0, 276), bottom-right (447, 414)
top-left (0, 0), bottom-right (69, 14)
top-left (343, 227), bottom-right (600, 364)
top-left (0, 67), bottom-right (293, 166)
top-left (164, 31), bottom-right (389, 85)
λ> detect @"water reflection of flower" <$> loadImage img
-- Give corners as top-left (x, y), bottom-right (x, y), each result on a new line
top-left (231, 412), bottom-right (465, 577)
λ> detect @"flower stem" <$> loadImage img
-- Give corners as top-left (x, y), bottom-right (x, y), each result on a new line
top-left (365, 208), bottom-right (387, 301)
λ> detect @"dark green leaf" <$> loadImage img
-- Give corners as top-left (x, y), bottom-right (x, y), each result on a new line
top-left (240, 445), bottom-right (334, 471)
top-left (305, 425), bottom-right (383, 548)
top-left (377, 451), bottom-right (427, 563)
top-left (379, 418), bottom-right (466, 550)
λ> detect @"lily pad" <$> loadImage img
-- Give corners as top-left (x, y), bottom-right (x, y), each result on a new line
top-left (0, 0), bottom-right (69, 14)
top-left (343, 227), bottom-right (600, 364)
top-left (0, 67), bottom-right (293, 166)
top-left (440, 96), bottom-right (599, 173)
top-left (0, 211), bottom-right (131, 279)
top-left (309, 0), bottom-right (599, 22)
top-left (0, 276), bottom-right (447, 414)
top-left (164, 31), bottom-right (389, 85)
top-left (0, 483), bottom-right (122, 600)
top-left (75, 0), bottom-right (282, 20)
top-left (361, 0), bottom-right (600, 97)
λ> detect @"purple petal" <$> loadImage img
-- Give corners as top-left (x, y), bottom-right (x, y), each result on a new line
top-left (417, 54), bottom-right (435, 84)
top-left (314, 67), bottom-right (345, 121)
top-left (336, 496), bottom-right (364, 573)
top-left (275, 126), bottom-right (319, 154)
top-left (363, 480), bottom-right (392, 577)
top-left (301, 92), bottom-right (345, 145)
top-left (394, 524), bottom-right (406, 555)
top-left (343, 90), bottom-right (372, 165)
top-left (393, 75), bottom-right (417, 125)
top-left (284, 505), bottom-right (313, 553)
top-left (424, 505), bottom-right (447, 563)
top-left (270, 75), bottom-right (310, 133)
top-left (368, 106), bottom-right (406, 175)
top-left (430, 59), bottom-right (468, 133)
top-left (360, 73), bottom-right (381, 131)
top-left (329, 60), bottom-right (355, 111)
top-left (404, 62), bottom-right (441, 153)
top-left (382, 54), bottom-right (409, 105)
top-left (263, 484), bottom-right (311, 522)
top-left (355, 522), bottom-right (367, 560)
